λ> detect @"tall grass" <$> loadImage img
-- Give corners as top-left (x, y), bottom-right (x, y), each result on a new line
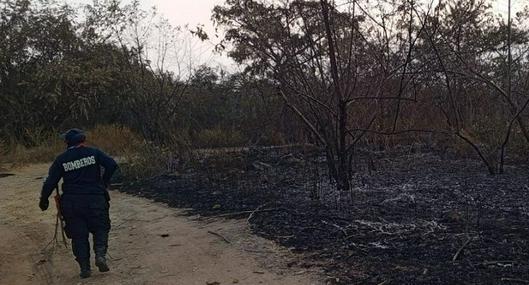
top-left (87, 125), bottom-right (144, 156)
top-left (0, 125), bottom-right (175, 179)
top-left (0, 125), bottom-right (136, 165)
top-left (119, 141), bottom-right (176, 180)
top-left (0, 134), bottom-right (64, 167)
top-left (193, 127), bottom-right (246, 148)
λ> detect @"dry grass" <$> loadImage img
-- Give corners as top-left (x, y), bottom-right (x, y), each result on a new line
top-left (0, 125), bottom-right (178, 180)
top-left (87, 125), bottom-right (144, 156)
top-left (119, 141), bottom-right (174, 180)
top-left (1, 125), bottom-right (143, 166)
top-left (0, 137), bottom-right (64, 167)
top-left (193, 127), bottom-right (246, 148)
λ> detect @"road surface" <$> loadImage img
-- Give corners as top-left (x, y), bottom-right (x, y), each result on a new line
top-left (0, 164), bottom-right (320, 285)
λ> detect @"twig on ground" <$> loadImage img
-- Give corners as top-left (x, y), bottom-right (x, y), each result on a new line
top-left (321, 220), bottom-right (347, 237)
top-left (452, 237), bottom-right (472, 262)
top-left (501, 278), bottom-right (529, 283)
top-left (482, 260), bottom-right (516, 266)
top-left (207, 230), bottom-right (231, 244)
top-left (209, 207), bottom-right (288, 220)
top-left (247, 203), bottom-right (270, 224)
top-left (212, 207), bottom-right (288, 218)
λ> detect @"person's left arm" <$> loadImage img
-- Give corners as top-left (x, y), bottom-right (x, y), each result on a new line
top-left (97, 149), bottom-right (118, 188)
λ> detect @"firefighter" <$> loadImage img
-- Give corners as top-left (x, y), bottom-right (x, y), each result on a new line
top-left (39, 128), bottom-right (118, 278)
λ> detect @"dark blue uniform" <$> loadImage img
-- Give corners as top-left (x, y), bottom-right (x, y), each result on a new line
top-left (41, 145), bottom-right (118, 267)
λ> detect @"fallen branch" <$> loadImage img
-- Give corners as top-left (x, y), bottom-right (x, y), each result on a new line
top-left (501, 278), bottom-right (529, 283)
top-left (452, 237), bottom-right (472, 262)
top-left (482, 260), bottom-right (516, 266)
top-left (211, 207), bottom-right (287, 218)
top-left (207, 230), bottom-right (231, 244)
top-left (247, 203), bottom-right (270, 224)
top-left (321, 220), bottom-right (347, 237)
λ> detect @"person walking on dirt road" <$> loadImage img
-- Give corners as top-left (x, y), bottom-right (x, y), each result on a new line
top-left (39, 128), bottom-right (118, 279)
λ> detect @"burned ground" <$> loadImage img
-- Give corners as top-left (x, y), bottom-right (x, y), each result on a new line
top-left (120, 146), bottom-right (529, 285)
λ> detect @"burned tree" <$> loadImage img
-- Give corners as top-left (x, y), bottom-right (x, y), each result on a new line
top-left (408, 0), bottom-right (529, 174)
top-left (213, 0), bottom-right (424, 191)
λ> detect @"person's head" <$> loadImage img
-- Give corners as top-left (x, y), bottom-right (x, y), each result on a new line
top-left (61, 128), bottom-right (86, 147)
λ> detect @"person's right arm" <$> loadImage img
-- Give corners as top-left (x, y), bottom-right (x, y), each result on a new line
top-left (39, 159), bottom-right (63, 210)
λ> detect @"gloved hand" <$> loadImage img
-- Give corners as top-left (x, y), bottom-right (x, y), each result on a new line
top-left (39, 198), bottom-right (49, 211)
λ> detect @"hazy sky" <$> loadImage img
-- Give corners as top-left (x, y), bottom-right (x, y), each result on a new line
top-left (139, 0), bottom-right (233, 69)
top-left (65, 0), bottom-right (224, 29)
top-left (62, 0), bottom-right (526, 73)
top-left (61, 0), bottom-right (234, 70)
top-left (133, 0), bottom-right (523, 69)
top-left (133, 0), bottom-right (524, 28)
top-left (140, 0), bottom-right (223, 27)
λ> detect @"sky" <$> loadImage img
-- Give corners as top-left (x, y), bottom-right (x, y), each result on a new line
top-left (63, 0), bottom-right (235, 72)
top-left (138, 0), bottom-right (235, 70)
top-left (135, 0), bottom-right (525, 70)
top-left (61, 0), bottom-right (526, 74)
top-left (133, 0), bottom-right (526, 29)
top-left (140, 0), bottom-right (223, 28)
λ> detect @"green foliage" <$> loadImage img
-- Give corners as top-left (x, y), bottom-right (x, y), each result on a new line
top-left (2, 0), bottom-right (529, 182)
top-left (0, 0), bottom-right (295, 151)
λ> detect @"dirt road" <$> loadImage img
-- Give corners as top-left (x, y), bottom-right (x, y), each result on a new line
top-left (0, 164), bottom-right (320, 285)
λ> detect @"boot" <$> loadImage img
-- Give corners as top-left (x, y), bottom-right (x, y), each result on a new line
top-left (80, 269), bottom-right (91, 279)
top-left (95, 255), bottom-right (110, 272)
top-left (93, 230), bottom-right (110, 273)
top-left (78, 260), bottom-right (91, 279)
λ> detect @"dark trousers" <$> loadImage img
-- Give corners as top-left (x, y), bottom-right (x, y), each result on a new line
top-left (60, 195), bottom-right (111, 264)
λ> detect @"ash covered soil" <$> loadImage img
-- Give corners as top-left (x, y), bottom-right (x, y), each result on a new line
top-left (120, 146), bottom-right (529, 285)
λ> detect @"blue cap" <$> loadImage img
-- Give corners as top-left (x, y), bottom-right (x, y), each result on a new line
top-left (60, 128), bottom-right (86, 146)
